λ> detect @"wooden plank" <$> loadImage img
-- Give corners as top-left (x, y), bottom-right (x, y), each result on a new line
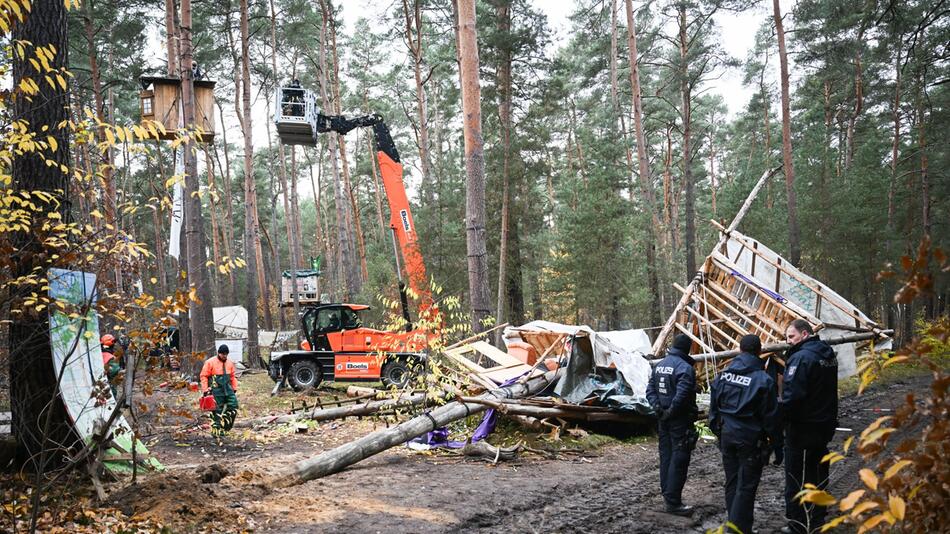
top-left (702, 280), bottom-right (781, 339)
top-left (470, 341), bottom-right (524, 367)
top-left (443, 347), bottom-right (490, 374)
top-left (684, 305), bottom-right (737, 348)
top-left (676, 283), bottom-right (752, 338)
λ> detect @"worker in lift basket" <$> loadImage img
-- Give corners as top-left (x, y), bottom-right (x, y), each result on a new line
top-left (200, 344), bottom-right (240, 439)
top-left (646, 333), bottom-right (699, 517)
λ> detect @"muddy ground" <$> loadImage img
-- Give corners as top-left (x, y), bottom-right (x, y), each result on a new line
top-left (88, 370), bottom-right (929, 534)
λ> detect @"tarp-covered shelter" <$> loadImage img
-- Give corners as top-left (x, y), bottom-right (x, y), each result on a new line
top-left (504, 321), bottom-right (654, 413)
top-left (213, 305), bottom-right (248, 339)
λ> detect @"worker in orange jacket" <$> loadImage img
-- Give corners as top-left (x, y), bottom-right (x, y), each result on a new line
top-left (200, 345), bottom-right (239, 437)
top-left (101, 334), bottom-right (121, 398)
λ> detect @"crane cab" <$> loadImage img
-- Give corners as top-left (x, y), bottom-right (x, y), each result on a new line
top-left (274, 86), bottom-right (320, 146)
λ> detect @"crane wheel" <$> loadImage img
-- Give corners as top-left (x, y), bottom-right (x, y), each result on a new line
top-left (288, 359), bottom-right (322, 391)
top-left (380, 359), bottom-right (412, 389)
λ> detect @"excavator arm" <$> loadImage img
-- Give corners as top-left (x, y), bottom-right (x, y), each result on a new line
top-left (315, 112), bottom-right (434, 328)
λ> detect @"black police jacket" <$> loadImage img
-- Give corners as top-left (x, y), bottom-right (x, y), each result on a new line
top-left (781, 336), bottom-right (838, 430)
top-left (708, 352), bottom-right (780, 447)
top-left (646, 347), bottom-right (698, 420)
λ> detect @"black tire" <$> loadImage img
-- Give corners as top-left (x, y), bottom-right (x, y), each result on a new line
top-left (380, 359), bottom-right (412, 389)
top-left (287, 359), bottom-right (322, 391)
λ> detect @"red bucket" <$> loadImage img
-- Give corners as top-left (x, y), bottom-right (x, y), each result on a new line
top-left (198, 393), bottom-right (217, 411)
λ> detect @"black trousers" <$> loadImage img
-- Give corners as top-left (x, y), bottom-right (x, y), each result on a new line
top-left (658, 417), bottom-right (693, 507)
top-left (721, 441), bottom-right (764, 534)
top-left (784, 443), bottom-right (830, 533)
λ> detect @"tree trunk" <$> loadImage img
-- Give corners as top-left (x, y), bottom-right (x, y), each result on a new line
top-left (10, 0), bottom-right (74, 471)
top-left (204, 146), bottom-right (223, 300)
top-left (403, 0), bottom-right (434, 203)
top-left (318, 0), bottom-right (360, 299)
top-left (82, 0), bottom-right (115, 231)
top-left (180, 0), bottom-right (215, 370)
top-left (327, 11), bottom-right (365, 283)
top-left (494, 0), bottom-right (513, 340)
top-left (279, 368), bottom-right (562, 485)
top-left (240, 0), bottom-right (261, 366)
top-left (266, 0), bottom-right (300, 324)
top-left (886, 48), bottom-right (901, 329)
top-left (457, 0), bottom-right (492, 333)
top-left (625, 0), bottom-right (661, 326)
top-left (678, 4), bottom-right (696, 279)
top-left (214, 103), bottom-right (238, 303)
top-left (164, 0), bottom-right (178, 75)
top-left (773, 0), bottom-right (801, 267)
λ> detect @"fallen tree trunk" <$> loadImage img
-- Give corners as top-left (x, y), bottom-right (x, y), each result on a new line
top-left (459, 397), bottom-right (649, 424)
top-left (275, 368), bottom-right (564, 486)
top-left (234, 393), bottom-right (427, 428)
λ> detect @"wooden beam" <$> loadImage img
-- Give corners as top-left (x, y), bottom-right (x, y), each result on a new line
top-left (651, 330), bottom-right (894, 364)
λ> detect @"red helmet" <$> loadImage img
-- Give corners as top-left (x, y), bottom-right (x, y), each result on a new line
top-left (100, 334), bottom-right (116, 347)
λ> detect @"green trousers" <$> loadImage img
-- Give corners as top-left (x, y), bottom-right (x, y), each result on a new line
top-left (209, 375), bottom-right (239, 433)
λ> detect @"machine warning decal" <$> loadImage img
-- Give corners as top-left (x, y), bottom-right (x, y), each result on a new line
top-left (345, 362), bottom-right (369, 370)
top-left (400, 209), bottom-right (411, 233)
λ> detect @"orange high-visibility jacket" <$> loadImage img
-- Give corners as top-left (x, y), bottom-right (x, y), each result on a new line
top-left (200, 357), bottom-right (238, 392)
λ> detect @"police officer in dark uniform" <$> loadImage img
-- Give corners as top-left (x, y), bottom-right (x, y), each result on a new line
top-left (709, 335), bottom-right (780, 534)
top-left (647, 333), bottom-right (698, 516)
top-left (781, 319), bottom-right (837, 534)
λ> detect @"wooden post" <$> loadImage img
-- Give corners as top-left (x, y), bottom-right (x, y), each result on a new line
top-left (649, 330), bottom-right (893, 364)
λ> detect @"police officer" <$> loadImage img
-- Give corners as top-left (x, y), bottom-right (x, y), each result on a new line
top-left (647, 333), bottom-right (698, 516)
top-left (781, 319), bottom-right (837, 534)
top-left (709, 335), bottom-right (780, 534)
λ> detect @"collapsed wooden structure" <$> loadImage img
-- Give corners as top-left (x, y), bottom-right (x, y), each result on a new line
top-left (652, 168), bottom-right (889, 378)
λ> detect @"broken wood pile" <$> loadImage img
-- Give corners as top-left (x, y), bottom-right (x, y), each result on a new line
top-left (275, 367), bottom-right (565, 485)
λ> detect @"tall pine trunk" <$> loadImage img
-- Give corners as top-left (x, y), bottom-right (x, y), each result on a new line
top-left (494, 0), bottom-right (512, 336)
top-left (240, 0), bottom-right (261, 365)
top-left (678, 4), bottom-right (696, 279)
top-left (10, 0), bottom-right (74, 470)
top-left (180, 0), bottom-right (215, 369)
top-left (773, 0), bottom-right (801, 266)
top-left (318, 0), bottom-right (360, 299)
top-left (457, 0), bottom-right (492, 332)
top-left (624, 0), bottom-right (661, 325)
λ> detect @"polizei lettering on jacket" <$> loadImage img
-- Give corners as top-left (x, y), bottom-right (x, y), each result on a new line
top-left (720, 372), bottom-right (752, 386)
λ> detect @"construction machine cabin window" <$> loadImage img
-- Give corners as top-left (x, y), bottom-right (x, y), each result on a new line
top-left (316, 309), bottom-right (342, 331)
top-left (341, 308), bottom-right (361, 329)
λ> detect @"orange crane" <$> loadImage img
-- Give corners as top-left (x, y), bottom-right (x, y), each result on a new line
top-left (268, 86), bottom-right (435, 390)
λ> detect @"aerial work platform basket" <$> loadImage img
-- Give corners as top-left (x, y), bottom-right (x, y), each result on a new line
top-left (274, 86), bottom-right (320, 146)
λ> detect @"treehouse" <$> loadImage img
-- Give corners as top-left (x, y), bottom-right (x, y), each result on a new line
top-left (273, 85), bottom-right (320, 146)
top-left (139, 76), bottom-right (216, 142)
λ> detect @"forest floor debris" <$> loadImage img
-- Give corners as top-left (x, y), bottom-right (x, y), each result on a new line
top-left (0, 367), bottom-right (934, 533)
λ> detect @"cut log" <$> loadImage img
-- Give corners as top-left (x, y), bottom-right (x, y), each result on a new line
top-left (460, 440), bottom-right (521, 462)
top-left (275, 368), bottom-right (564, 486)
top-left (346, 385), bottom-right (380, 397)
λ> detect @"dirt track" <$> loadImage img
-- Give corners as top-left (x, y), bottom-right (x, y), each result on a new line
top-left (125, 374), bottom-right (927, 533)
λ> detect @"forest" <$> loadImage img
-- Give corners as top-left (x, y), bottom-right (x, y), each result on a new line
top-left (0, 0), bottom-right (948, 532)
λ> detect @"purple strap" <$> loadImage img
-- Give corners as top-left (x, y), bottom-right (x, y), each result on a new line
top-left (410, 372), bottom-right (525, 449)
top-left (731, 270), bottom-right (787, 303)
